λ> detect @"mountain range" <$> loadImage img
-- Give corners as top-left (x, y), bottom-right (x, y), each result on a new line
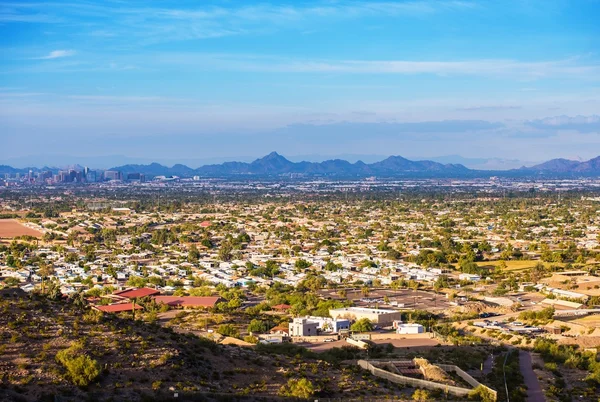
top-left (110, 152), bottom-right (470, 178)
top-left (2, 152), bottom-right (600, 178)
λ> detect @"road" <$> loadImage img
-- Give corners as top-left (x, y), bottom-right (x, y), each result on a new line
top-left (519, 350), bottom-right (545, 402)
top-left (301, 337), bottom-right (440, 352)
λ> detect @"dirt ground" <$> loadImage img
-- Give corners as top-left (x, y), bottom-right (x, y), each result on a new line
top-left (0, 219), bottom-right (42, 238)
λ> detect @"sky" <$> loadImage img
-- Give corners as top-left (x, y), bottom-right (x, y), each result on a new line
top-left (1, 0), bottom-right (600, 168)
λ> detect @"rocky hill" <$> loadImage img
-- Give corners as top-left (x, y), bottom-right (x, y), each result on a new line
top-left (0, 289), bottom-right (402, 401)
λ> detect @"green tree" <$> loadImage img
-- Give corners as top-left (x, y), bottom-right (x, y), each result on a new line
top-left (247, 319), bottom-right (269, 334)
top-left (188, 244), bottom-right (200, 263)
top-left (217, 324), bottom-right (240, 338)
top-left (350, 318), bottom-right (374, 333)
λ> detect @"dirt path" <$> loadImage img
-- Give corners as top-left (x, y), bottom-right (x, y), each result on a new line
top-left (519, 350), bottom-right (545, 402)
top-left (483, 353), bottom-right (494, 375)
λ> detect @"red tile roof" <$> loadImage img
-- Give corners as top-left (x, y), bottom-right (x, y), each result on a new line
top-left (272, 304), bottom-right (292, 310)
top-left (269, 325), bottom-right (290, 334)
top-left (95, 303), bottom-right (143, 313)
top-left (153, 296), bottom-right (220, 308)
top-left (113, 287), bottom-right (160, 299)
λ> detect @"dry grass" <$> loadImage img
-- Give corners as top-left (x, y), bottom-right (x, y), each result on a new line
top-left (0, 219), bottom-right (42, 238)
top-left (475, 260), bottom-right (565, 272)
top-left (0, 291), bottom-right (403, 401)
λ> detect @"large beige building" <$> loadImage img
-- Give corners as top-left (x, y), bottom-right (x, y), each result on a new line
top-left (329, 307), bottom-right (402, 326)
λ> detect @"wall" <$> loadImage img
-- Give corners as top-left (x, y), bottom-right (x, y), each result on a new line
top-left (369, 332), bottom-right (434, 341)
top-left (290, 335), bottom-right (336, 343)
top-left (346, 338), bottom-right (369, 349)
top-left (357, 360), bottom-right (497, 401)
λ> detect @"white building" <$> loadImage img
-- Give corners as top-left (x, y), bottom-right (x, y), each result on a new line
top-left (396, 323), bottom-right (424, 334)
top-left (459, 273), bottom-right (481, 282)
top-left (288, 318), bottom-right (319, 337)
top-left (301, 316), bottom-right (350, 333)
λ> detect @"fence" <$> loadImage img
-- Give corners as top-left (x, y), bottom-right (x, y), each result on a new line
top-left (357, 360), bottom-right (497, 401)
top-left (346, 337), bottom-right (369, 349)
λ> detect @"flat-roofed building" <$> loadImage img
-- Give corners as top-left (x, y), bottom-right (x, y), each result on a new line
top-left (289, 318), bottom-right (319, 337)
top-left (329, 306), bottom-right (402, 325)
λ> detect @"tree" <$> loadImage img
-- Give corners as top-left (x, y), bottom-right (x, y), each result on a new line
top-left (217, 324), bottom-right (239, 338)
top-left (247, 319), bottom-right (269, 334)
top-left (38, 263), bottom-right (55, 294)
top-left (294, 259), bottom-right (311, 270)
top-left (46, 279), bottom-right (62, 300)
top-left (218, 241), bottom-right (233, 262)
top-left (350, 318), bottom-right (374, 333)
top-left (278, 378), bottom-right (316, 399)
top-left (188, 245), bottom-right (200, 263)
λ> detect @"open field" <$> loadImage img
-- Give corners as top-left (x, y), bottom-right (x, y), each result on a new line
top-left (474, 260), bottom-right (565, 272)
top-left (571, 314), bottom-right (600, 328)
top-left (0, 219), bottom-right (42, 238)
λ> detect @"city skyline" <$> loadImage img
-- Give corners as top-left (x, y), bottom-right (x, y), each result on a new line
top-left (1, 0), bottom-right (600, 161)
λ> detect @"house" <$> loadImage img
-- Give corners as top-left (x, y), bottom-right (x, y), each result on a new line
top-left (329, 307), bottom-right (402, 326)
top-left (269, 325), bottom-right (290, 336)
top-left (113, 287), bottom-right (160, 299)
top-left (94, 303), bottom-right (143, 313)
top-left (301, 316), bottom-right (350, 333)
top-left (20, 283), bottom-right (35, 293)
top-left (458, 273), bottom-right (481, 282)
top-left (396, 323), bottom-right (424, 334)
top-left (272, 303), bottom-right (292, 312)
top-left (289, 318), bottom-right (319, 337)
top-left (152, 296), bottom-right (220, 309)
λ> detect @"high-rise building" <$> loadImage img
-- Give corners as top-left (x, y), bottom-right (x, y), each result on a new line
top-left (85, 170), bottom-right (97, 183)
top-left (104, 170), bottom-right (121, 181)
top-left (126, 172), bottom-right (145, 182)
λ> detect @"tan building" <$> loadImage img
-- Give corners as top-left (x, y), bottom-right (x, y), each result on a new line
top-left (329, 307), bottom-right (402, 326)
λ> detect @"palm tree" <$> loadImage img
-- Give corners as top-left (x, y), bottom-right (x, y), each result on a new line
top-left (38, 263), bottom-right (55, 294)
top-left (70, 290), bottom-right (86, 310)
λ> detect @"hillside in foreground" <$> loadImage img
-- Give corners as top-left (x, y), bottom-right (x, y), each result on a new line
top-left (0, 289), bottom-right (404, 402)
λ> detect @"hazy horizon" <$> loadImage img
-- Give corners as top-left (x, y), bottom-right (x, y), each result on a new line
top-left (0, 151), bottom-right (545, 171)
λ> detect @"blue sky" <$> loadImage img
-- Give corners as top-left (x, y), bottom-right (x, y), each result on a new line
top-left (1, 0), bottom-right (600, 167)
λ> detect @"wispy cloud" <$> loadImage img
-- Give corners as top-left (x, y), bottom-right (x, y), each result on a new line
top-left (146, 53), bottom-right (600, 79)
top-left (456, 105), bottom-right (522, 112)
top-left (526, 115), bottom-right (600, 133)
top-left (37, 49), bottom-right (76, 60)
top-left (1, 1), bottom-right (476, 42)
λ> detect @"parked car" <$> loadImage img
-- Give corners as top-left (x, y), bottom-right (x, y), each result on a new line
top-left (323, 338), bottom-right (335, 342)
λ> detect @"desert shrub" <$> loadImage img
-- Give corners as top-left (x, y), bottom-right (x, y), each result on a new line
top-left (278, 378), bottom-right (316, 399)
top-left (468, 385), bottom-right (496, 402)
top-left (55, 342), bottom-right (100, 386)
top-left (412, 389), bottom-right (432, 401)
top-left (217, 324), bottom-right (239, 338)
